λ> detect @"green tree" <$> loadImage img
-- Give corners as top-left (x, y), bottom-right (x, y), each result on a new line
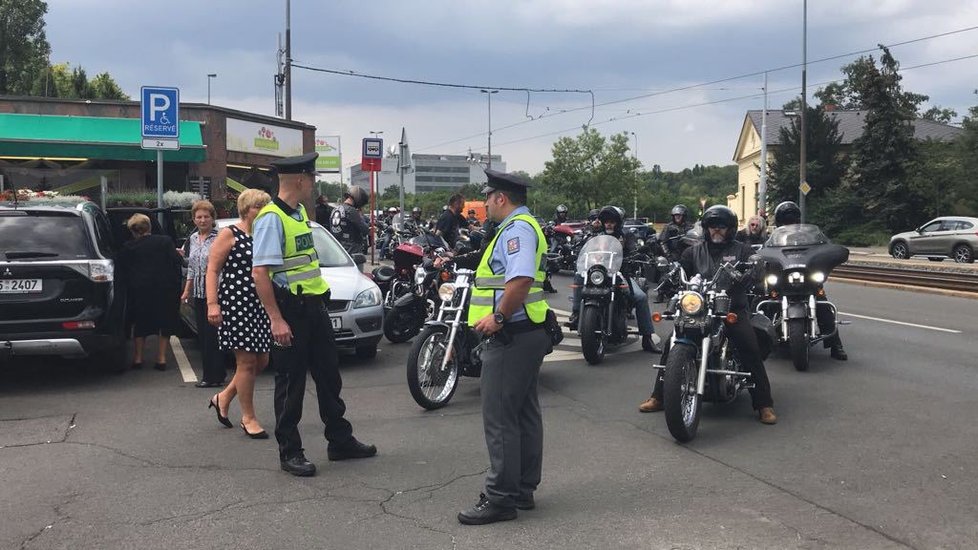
top-left (0, 0), bottom-right (50, 95)
top-left (815, 49), bottom-right (928, 115)
top-left (921, 106), bottom-right (957, 124)
top-left (539, 128), bottom-right (639, 214)
top-left (950, 93), bottom-right (978, 215)
top-left (845, 46), bottom-right (924, 232)
top-left (30, 61), bottom-right (128, 100)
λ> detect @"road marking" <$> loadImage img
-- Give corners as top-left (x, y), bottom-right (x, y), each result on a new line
top-left (169, 336), bottom-right (198, 382)
top-left (838, 312), bottom-right (962, 334)
top-left (550, 307), bottom-right (573, 317)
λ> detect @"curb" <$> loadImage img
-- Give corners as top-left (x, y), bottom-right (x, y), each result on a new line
top-left (832, 277), bottom-right (978, 300)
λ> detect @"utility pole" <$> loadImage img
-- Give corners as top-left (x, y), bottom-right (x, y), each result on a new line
top-left (480, 90), bottom-right (498, 169)
top-left (799, 0), bottom-right (808, 223)
top-left (758, 72), bottom-right (768, 218)
top-left (284, 0), bottom-right (292, 120)
top-left (630, 131), bottom-right (639, 219)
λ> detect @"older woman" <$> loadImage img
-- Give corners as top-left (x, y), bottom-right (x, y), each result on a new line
top-left (181, 200), bottom-right (223, 388)
top-left (206, 189), bottom-right (273, 438)
top-left (118, 213), bottom-right (183, 370)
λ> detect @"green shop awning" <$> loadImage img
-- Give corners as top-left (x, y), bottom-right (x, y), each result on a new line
top-left (0, 113), bottom-right (206, 162)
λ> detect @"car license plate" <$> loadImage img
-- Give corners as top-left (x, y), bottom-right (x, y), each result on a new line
top-left (331, 316), bottom-right (342, 330)
top-left (0, 279), bottom-right (42, 293)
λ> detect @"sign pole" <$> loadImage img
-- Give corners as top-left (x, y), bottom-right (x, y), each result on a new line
top-left (370, 171), bottom-right (376, 266)
top-left (100, 175), bottom-right (108, 211)
top-left (157, 149), bottom-right (164, 208)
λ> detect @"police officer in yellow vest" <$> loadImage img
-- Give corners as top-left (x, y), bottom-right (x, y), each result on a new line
top-left (452, 169), bottom-right (552, 525)
top-left (252, 152), bottom-right (376, 477)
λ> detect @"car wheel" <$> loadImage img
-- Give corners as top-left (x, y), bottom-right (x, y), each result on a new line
top-left (890, 241), bottom-right (909, 259)
top-left (355, 345), bottom-right (377, 359)
top-left (953, 244), bottom-right (974, 264)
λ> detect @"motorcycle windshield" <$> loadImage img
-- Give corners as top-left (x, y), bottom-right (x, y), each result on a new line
top-left (681, 222), bottom-right (703, 247)
top-left (410, 233), bottom-right (449, 250)
top-left (576, 235), bottom-right (623, 274)
top-left (391, 213), bottom-right (405, 231)
top-left (766, 224), bottom-right (829, 247)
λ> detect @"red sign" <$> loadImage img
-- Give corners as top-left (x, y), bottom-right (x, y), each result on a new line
top-left (362, 157), bottom-right (383, 172)
top-left (362, 137), bottom-right (383, 172)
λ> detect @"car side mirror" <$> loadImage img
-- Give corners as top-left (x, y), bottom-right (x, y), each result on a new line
top-left (352, 253), bottom-right (366, 264)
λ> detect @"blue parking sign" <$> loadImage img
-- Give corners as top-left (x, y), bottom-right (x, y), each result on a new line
top-left (141, 86), bottom-right (180, 139)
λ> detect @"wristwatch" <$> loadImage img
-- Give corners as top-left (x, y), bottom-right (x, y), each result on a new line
top-left (493, 312), bottom-right (506, 325)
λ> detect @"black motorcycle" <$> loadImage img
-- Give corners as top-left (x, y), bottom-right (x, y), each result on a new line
top-left (655, 260), bottom-right (775, 443)
top-left (406, 266), bottom-right (484, 409)
top-left (382, 232), bottom-right (451, 344)
top-left (755, 224), bottom-right (849, 371)
top-left (575, 235), bottom-right (637, 365)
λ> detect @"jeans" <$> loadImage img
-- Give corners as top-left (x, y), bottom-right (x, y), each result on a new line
top-left (571, 274), bottom-right (655, 335)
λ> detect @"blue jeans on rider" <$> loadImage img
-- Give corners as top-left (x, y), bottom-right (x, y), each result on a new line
top-left (571, 275), bottom-right (654, 335)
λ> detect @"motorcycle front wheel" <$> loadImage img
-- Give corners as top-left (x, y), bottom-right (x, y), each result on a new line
top-left (664, 342), bottom-right (702, 443)
top-left (787, 318), bottom-right (810, 372)
top-left (406, 325), bottom-right (461, 410)
top-left (580, 306), bottom-right (606, 365)
top-left (384, 306), bottom-right (422, 343)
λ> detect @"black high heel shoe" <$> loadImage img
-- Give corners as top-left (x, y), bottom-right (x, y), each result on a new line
top-left (208, 395), bottom-right (233, 428)
top-left (240, 422), bottom-right (269, 439)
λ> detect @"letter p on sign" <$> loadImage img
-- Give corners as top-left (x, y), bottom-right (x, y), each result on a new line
top-left (149, 94), bottom-right (170, 121)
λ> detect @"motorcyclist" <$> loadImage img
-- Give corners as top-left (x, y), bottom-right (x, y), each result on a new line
top-left (315, 193), bottom-right (333, 227)
top-left (586, 208), bottom-right (602, 235)
top-left (567, 205), bottom-right (661, 353)
top-left (638, 206), bottom-right (777, 424)
top-left (330, 186), bottom-right (370, 264)
top-left (554, 204), bottom-right (569, 225)
top-left (403, 206), bottom-right (424, 235)
top-left (772, 201), bottom-right (847, 361)
top-left (661, 204), bottom-right (694, 261)
top-left (378, 206), bottom-right (400, 260)
top-left (736, 215), bottom-right (768, 246)
top-left (467, 208), bottom-right (481, 227)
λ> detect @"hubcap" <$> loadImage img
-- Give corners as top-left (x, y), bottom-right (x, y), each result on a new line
top-left (955, 247), bottom-right (971, 262)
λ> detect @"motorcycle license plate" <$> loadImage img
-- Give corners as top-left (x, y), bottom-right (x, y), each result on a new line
top-left (0, 279), bottom-right (42, 293)
top-left (331, 316), bottom-right (342, 330)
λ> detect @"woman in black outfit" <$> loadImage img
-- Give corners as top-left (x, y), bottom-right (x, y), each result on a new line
top-left (118, 213), bottom-right (183, 370)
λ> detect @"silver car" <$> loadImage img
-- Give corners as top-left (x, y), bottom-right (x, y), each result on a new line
top-left (181, 219), bottom-right (383, 358)
top-left (889, 216), bottom-right (978, 263)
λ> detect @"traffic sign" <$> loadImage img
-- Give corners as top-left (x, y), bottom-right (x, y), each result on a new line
top-left (800, 181), bottom-right (812, 196)
top-left (141, 86), bottom-right (180, 140)
top-left (362, 137), bottom-right (383, 172)
top-left (141, 138), bottom-right (179, 150)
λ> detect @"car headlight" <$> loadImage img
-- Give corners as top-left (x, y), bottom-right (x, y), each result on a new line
top-left (588, 269), bottom-right (606, 285)
top-left (438, 283), bottom-right (456, 302)
top-left (811, 271), bottom-right (826, 283)
top-left (787, 272), bottom-right (804, 285)
top-left (765, 274), bottom-right (778, 286)
top-left (680, 293), bottom-right (704, 315)
top-left (354, 287), bottom-right (382, 309)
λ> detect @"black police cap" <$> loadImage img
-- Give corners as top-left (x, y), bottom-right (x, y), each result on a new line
top-left (270, 152), bottom-right (319, 175)
top-left (482, 169), bottom-right (532, 195)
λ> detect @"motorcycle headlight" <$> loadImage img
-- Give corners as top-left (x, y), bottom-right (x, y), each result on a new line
top-left (811, 271), bottom-right (826, 283)
top-left (765, 274), bottom-right (778, 286)
top-left (680, 293), bottom-right (704, 315)
top-left (787, 271), bottom-right (805, 285)
top-left (637, 239), bottom-right (645, 248)
top-left (414, 267), bottom-right (427, 286)
top-left (588, 269), bottom-right (606, 286)
top-left (354, 287), bottom-right (382, 309)
top-left (565, 235), bottom-right (571, 243)
top-left (438, 283), bottom-right (456, 302)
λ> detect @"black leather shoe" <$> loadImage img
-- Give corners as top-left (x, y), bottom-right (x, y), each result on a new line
top-left (515, 494), bottom-right (535, 511)
top-left (457, 493), bottom-right (517, 525)
top-left (154, 362), bottom-right (167, 371)
top-left (831, 344), bottom-right (848, 361)
top-left (564, 313), bottom-right (578, 329)
top-left (642, 335), bottom-right (662, 353)
top-left (327, 438), bottom-right (377, 461)
top-left (195, 380), bottom-right (223, 388)
top-left (280, 454), bottom-right (316, 477)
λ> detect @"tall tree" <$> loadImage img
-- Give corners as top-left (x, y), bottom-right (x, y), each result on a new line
top-left (0, 0), bottom-right (50, 95)
top-left (539, 127), bottom-right (638, 213)
top-left (815, 48), bottom-right (928, 115)
top-left (845, 46), bottom-right (924, 232)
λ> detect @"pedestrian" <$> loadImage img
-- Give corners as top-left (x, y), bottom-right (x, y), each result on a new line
top-left (435, 193), bottom-right (465, 248)
top-left (252, 152), bottom-right (376, 477)
top-left (118, 213), bottom-right (183, 371)
top-left (452, 169), bottom-right (552, 525)
top-left (180, 200), bottom-right (223, 388)
top-left (315, 193), bottom-right (333, 227)
top-left (205, 189), bottom-right (274, 439)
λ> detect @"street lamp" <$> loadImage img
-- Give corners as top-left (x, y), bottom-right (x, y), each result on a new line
top-left (480, 89), bottom-right (498, 170)
top-left (630, 132), bottom-right (639, 219)
top-left (207, 73), bottom-right (217, 105)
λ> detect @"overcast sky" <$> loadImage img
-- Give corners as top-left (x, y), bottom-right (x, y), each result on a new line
top-left (45, 0), bottom-right (978, 177)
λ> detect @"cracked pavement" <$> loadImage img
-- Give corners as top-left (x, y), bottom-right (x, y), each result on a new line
top-left (3, 279), bottom-right (978, 548)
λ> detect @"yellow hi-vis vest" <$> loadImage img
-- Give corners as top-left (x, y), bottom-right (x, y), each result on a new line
top-left (255, 202), bottom-right (329, 296)
top-left (467, 213), bottom-right (549, 325)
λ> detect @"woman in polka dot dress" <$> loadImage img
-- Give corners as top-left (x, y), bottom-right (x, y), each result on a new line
top-left (205, 189), bottom-right (273, 439)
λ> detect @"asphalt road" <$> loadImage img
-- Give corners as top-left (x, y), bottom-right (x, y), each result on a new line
top-left (2, 273), bottom-right (977, 549)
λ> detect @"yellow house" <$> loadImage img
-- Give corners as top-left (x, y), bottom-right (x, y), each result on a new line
top-left (728, 109), bottom-right (963, 226)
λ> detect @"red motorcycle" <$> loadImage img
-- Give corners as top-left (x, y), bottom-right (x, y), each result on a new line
top-left (375, 233), bottom-right (449, 343)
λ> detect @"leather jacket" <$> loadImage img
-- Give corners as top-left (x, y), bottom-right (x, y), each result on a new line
top-left (679, 239), bottom-right (756, 310)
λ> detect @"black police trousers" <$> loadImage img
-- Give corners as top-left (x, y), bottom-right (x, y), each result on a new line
top-left (652, 309), bottom-right (773, 410)
top-left (272, 291), bottom-right (353, 460)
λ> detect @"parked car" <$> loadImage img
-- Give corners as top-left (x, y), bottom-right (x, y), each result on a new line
top-left (889, 216), bottom-right (978, 263)
top-left (0, 200), bottom-right (128, 371)
top-left (180, 218), bottom-right (383, 358)
top-left (623, 218), bottom-right (655, 240)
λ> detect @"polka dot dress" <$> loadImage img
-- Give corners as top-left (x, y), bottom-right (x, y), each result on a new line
top-left (218, 225), bottom-right (271, 353)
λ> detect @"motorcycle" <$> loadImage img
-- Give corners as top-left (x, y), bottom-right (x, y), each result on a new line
top-left (575, 235), bottom-right (636, 365)
top-left (755, 224), bottom-right (849, 371)
top-left (654, 260), bottom-right (775, 443)
top-left (380, 232), bottom-right (451, 343)
top-left (405, 266), bottom-right (484, 409)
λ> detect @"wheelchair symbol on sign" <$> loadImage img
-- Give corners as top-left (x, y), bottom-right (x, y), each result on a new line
top-left (160, 113), bottom-right (171, 125)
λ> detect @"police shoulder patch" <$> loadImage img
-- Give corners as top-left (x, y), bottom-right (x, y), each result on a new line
top-left (507, 237), bottom-right (520, 254)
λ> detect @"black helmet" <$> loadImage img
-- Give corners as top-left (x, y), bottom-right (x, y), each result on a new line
top-left (468, 208), bottom-right (476, 215)
top-left (597, 205), bottom-right (623, 231)
top-left (555, 204), bottom-right (568, 214)
top-left (671, 204), bottom-right (689, 221)
top-left (412, 206), bottom-right (422, 215)
top-left (701, 205), bottom-right (738, 243)
top-left (774, 201), bottom-right (801, 227)
top-left (587, 208), bottom-right (600, 221)
top-left (344, 186), bottom-right (369, 209)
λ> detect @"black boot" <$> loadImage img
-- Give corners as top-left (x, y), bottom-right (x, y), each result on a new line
top-left (327, 437), bottom-right (378, 461)
top-left (642, 334), bottom-right (662, 353)
top-left (280, 453), bottom-right (316, 477)
top-left (830, 343), bottom-right (848, 361)
top-left (564, 312), bottom-right (578, 329)
top-left (457, 493), bottom-right (517, 525)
